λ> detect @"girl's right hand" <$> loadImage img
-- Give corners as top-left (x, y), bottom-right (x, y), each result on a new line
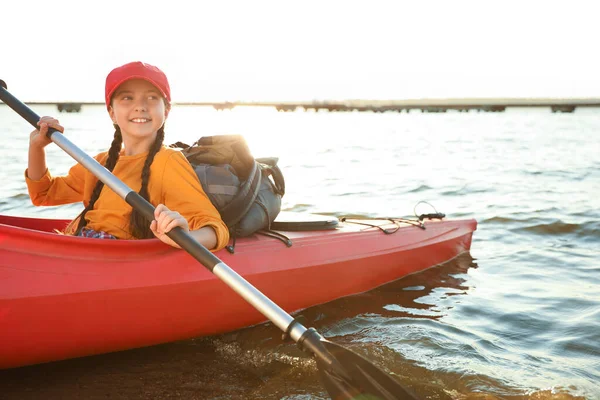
top-left (30, 116), bottom-right (64, 149)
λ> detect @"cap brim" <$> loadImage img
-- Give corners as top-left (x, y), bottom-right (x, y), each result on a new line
top-left (106, 75), bottom-right (169, 108)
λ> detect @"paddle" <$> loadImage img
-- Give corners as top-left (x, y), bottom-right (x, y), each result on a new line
top-left (0, 80), bottom-right (417, 400)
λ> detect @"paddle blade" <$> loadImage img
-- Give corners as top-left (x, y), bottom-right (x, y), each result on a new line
top-left (316, 340), bottom-right (416, 400)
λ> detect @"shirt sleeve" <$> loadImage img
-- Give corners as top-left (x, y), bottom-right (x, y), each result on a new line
top-left (160, 151), bottom-right (230, 251)
top-left (24, 162), bottom-right (88, 206)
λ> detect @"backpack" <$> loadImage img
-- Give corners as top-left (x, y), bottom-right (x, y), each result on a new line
top-left (169, 135), bottom-right (285, 251)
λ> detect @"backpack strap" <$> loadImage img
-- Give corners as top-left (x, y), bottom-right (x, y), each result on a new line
top-left (169, 141), bottom-right (191, 150)
top-left (219, 160), bottom-right (262, 227)
top-left (256, 157), bottom-right (285, 196)
top-left (268, 164), bottom-right (285, 196)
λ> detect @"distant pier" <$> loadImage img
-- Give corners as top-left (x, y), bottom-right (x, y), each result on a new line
top-left (9, 98), bottom-right (600, 113)
top-left (56, 103), bottom-right (82, 113)
top-left (178, 98), bottom-right (600, 113)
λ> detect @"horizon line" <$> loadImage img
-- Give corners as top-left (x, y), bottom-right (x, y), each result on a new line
top-left (5, 97), bottom-right (600, 107)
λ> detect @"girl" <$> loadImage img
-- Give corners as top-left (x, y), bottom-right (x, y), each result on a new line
top-left (25, 61), bottom-right (229, 251)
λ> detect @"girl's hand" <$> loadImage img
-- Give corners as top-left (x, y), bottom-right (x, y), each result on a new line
top-left (150, 204), bottom-right (189, 247)
top-left (30, 116), bottom-right (64, 149)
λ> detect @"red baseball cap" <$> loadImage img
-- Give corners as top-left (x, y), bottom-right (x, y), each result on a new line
top-left (105, 61), bottom-right (171, 109)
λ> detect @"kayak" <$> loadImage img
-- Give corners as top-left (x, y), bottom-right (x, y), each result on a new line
top-left (0, 212), bottom-right (477, 369)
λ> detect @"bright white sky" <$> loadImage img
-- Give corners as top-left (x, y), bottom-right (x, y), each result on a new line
top-left (3, 0), bottom-right (599, 102)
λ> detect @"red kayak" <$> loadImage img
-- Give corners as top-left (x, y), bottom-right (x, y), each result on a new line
top-left (0, 213), bottom-right (476, 369)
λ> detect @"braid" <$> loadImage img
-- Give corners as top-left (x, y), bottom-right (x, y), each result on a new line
top-left (129, 126), bottom-right (166, 239)
top-left (73, 127), bottom-right (123, 235)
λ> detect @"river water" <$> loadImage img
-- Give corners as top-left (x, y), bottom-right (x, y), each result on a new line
top-left (0, 104), bottom-right (598, 399)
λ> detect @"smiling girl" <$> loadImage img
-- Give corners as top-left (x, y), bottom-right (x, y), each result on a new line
top-left (25, 61), bottom-right (229, 250)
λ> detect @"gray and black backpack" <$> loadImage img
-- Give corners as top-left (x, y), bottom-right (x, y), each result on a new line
top-left (170, 135), bottom-right (285, 252)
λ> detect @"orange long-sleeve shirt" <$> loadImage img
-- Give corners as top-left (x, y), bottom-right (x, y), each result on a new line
top-left (25, 146), bottom-right (229, 250)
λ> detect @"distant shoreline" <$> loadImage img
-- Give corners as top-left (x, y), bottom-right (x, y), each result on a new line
top-left (3, 98), bottom-right (600, 114)
top-left (6, 97), bottom-right (600, 106)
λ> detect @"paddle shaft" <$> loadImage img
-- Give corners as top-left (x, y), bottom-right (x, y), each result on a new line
top-left (0, 83), bottom-right (307, 342)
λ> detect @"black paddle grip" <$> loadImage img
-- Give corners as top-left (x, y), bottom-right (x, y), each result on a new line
top-left (125, 191), bottom-right (222, 271)
top-left (0, 82), bottom-right (59, 139)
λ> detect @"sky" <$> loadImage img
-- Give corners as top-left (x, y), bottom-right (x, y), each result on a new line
top-left (3, 0), bottom-right (600, 102)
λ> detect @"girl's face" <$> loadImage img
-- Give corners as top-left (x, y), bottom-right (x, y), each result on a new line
top-left (108, 79), bottom-right (170, 149)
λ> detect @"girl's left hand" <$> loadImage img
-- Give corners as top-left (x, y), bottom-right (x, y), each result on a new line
top-left (150, 204), bottom-right (189, 247)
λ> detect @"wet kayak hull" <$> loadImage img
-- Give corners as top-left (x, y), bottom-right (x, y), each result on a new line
top-left (0, 214), bottom-right (476, 368)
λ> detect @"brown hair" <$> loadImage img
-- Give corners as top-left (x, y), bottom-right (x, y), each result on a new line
top-left (128, 126), bottom-right (165, 238)
top-left (70, 125), bottom-right (166, 238)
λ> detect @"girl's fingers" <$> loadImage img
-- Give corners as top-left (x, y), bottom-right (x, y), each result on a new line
top-left (38, 122), bottom-right (47, 136)
top-left (30, 125), bottom-right (53, 148)
top-left (160, 214), bottom-right (182, 233)
top-left (153, 208), bottom-right (178, 233)
top-left (157, 213), bottom-right (168, 232)
top-left (154, 204), bottom-right (167, 220)
top-left (52, 124), bottom-right (64, 133)
top-left (156, 211), bottom-right (172, 232)
top-left (156, 213), bottom-right (188, 235)
top-left (152, 205), bottom-right (189, 236)
top-left (163, 217), bottom-right (186, 234)
top-left (149, 220), bottom-right (158, 233)
top-left (35, 117), bottom-right (65, 139)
